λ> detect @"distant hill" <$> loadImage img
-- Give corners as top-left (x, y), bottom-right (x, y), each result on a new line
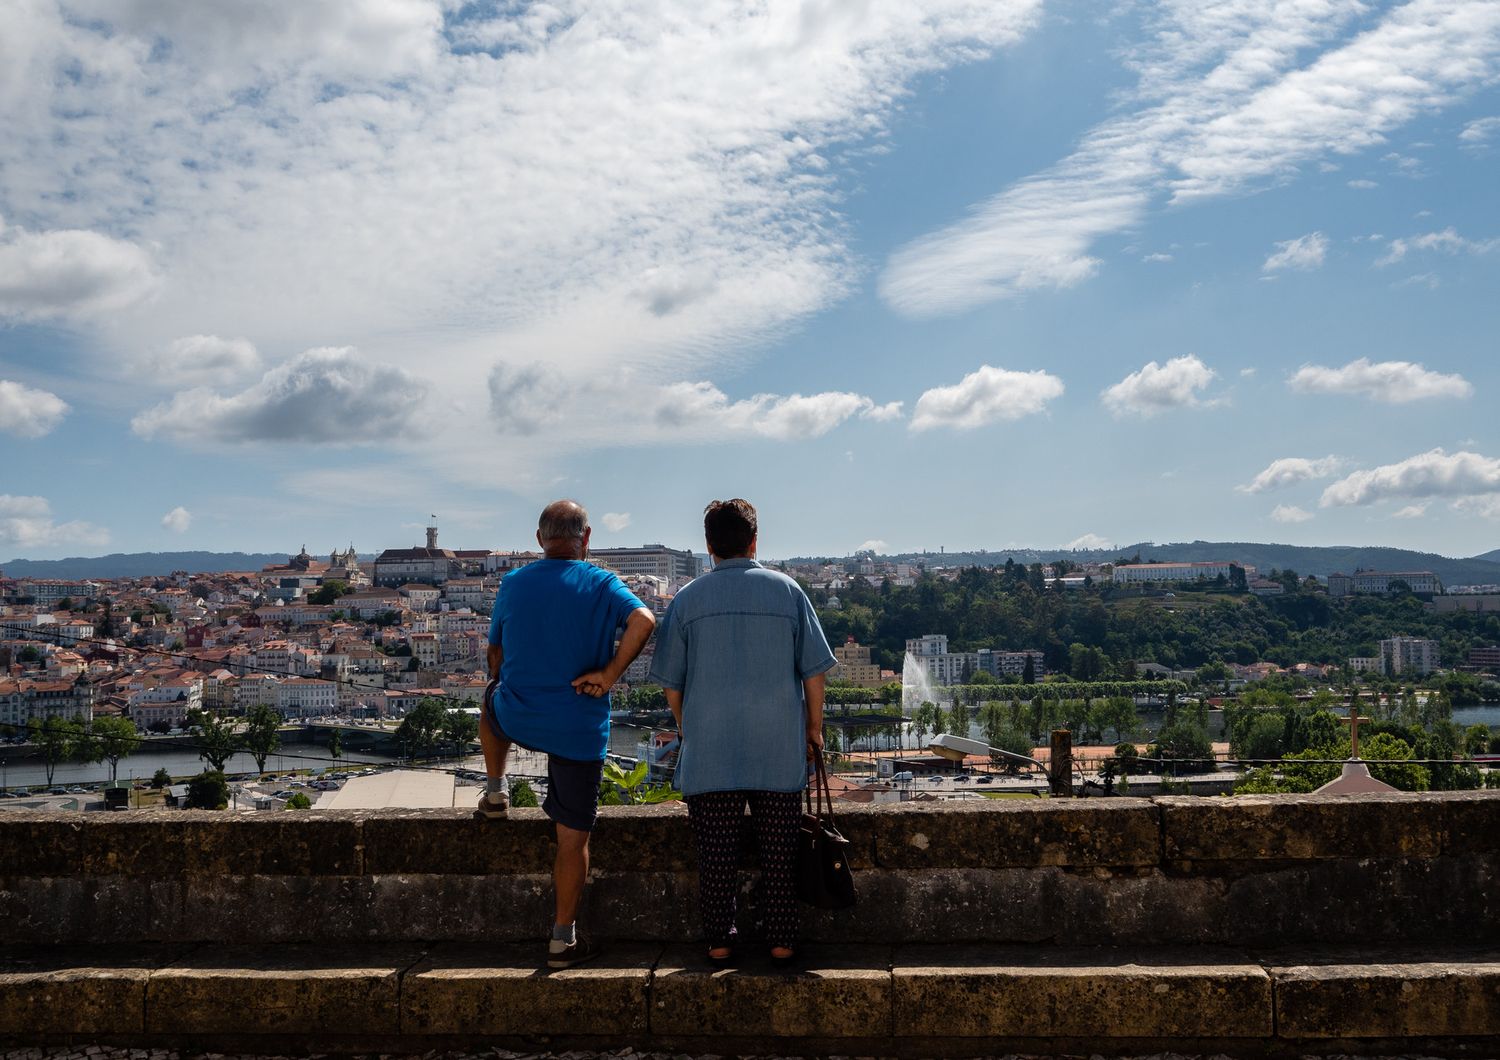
top-left (1, 552), bottom-right (298, 579)
top-left (788, 540), bottom-right (1500, 587)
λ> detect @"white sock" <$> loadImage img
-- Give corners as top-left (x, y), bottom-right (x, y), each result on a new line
top-left (486, 775), bottom-right (508, 796)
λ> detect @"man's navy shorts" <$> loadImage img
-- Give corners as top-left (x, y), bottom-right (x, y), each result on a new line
top-left (489, 705), bottom-right (603, 833)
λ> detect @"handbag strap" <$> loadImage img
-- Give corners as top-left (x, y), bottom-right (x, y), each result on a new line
top-left (807, 749), bottom-right (838, 827)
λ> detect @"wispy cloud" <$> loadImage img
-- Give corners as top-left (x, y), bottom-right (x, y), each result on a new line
top-left (0, 494), bottom-right (109, 551)
top-left (1270, 504), bottom-right (1314, 523)
top-left (880, 0), bottom-right (1500, 316)
top-left (909, 365), bottom-right (1064, 431)
top-left (1376, 226), bottom-right (1499, 265)
top-left (601, 512), bottom-right (631, 533)
top-left (1459, 115), bottom-right (1500, 147)
top-left (1263, 231), bottom-right (1329, 272)
top-left (1101, 355), bottom-right (1218, 418)
top-left (1066, 532), bottom-right (1112, 550)
top-left (1286, 357), bottom-right (1472, 402)
top-left (1238, 455), bottom-right (1344, 494)
top-left (0, 379), bottom-right (69, 438)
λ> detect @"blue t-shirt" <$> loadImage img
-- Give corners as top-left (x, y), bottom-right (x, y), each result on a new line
top-left (647, 558), bottom-right (836, 795)
top-left (488, 559), bottom-right (645, 762)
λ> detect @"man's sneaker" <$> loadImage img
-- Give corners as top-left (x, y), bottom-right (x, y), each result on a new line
top-left (474, 787), bottom-right (509, 820)
top-left (547, 931), bottom-right (601, 969)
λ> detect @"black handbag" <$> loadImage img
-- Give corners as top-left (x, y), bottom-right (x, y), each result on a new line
top-left (795, 751), bottom-right (857, 909)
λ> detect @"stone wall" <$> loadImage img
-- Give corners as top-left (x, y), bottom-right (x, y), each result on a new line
top-left (3, 792), bottom-right (1497, 947)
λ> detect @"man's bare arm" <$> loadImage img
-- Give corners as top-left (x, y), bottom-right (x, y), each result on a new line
top-left (664, 688), bottom-right (683, 730)
top-left (486, 642), bottom-right (503, 682)
top-left (571, 607), bottom-right (656, 698)
top-left (803, 672), bottom-right (826, 755)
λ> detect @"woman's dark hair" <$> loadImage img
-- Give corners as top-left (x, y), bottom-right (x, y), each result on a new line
top-left (704, 498), bottom-right (757, 559)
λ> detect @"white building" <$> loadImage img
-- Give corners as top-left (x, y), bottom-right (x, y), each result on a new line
top-left (592, 545), bottom-right (701, 591)
top-left (1112, 562), bottom-right (1253, 585)
top-left (1327, 570), bottom-right (1443, 597)
top-left (277, 678), bottom-right (338, 718)
top-left (1381, 637), bottom-right (1440, 676)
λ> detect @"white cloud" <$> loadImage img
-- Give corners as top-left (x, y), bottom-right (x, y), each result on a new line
top-left (601, 512), bottom-right (631, 533)
top-left (131, 346), bottom-right (429, 445)
top-left (1320, 448), bottom-right (1500, 507)
top-left (1263, 232), bottom-right (1328, 272)
top-left (1376, 226), bottom-right (1499, 265)
top-left (149, 335), bottom-right (261, 386)
top-left (0, 494), bottom-right (109, 552)
top-left (1142, 252), bottom-right (1174, 263)
top-left (487, 362), bottom-right (893, 444)
top-left (161, 506), bottom-right (192, 533)
top-left (862, 401), bottom-right (905, 423)
top-left (1239, 367), bottom-right (1257, 378)
top-left (1101, 355), bottom-right (1217, 418)
top-left (1, 1), bottom-right (1042, 382)
top-left (0, 220), bottom-right (157, 321)
top-left (857, 539), bottom-right (889, 553)
top-left (0, 379), bottom-right (69, 438)
top-left (1066, 533), bottom-right (1111, 550)
top-left (1270, 504), bottom-right (1314, 524)
top-left (909, 365), bottom-right (1064, 432)
top-left (1393, 272), bottom-right (1441, 290)
top-left (1347, 178), bottom-right (1378, 188)
top-left (880, 0), bottom-right (1500, 316)
top-left (1286, 358), bottom-right (1473, 402)
top-left (1393, 503), bottom-right (1429, 519)
top-left (1237, 456), bottom-right (1344, 494)
top-left (1460, 115), bottom-right (1500, 146)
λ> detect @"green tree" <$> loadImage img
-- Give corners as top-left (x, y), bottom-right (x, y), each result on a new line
top-left (90, 716), bottom-right (141, 783)
top-left (1465, 725), bottom-right (1492, 756)
top-left (242, 704), bottom-right (283, 773)
top-left (151, 767), bottom-right (172, 788)
top-left (187, 709), bottom-right (240, 772)
top-left (308, 580), bottom-right (349, 605)
top-left (394, 697), bottom-right (446, 758)
top-left (327, 727), bottom-right (344, 763)
top-left (1149, 719), bottom-right (1215, 774)
top-left (29, 715), bottom-right (82, 787)
top-left (948, 699), bottom-right (971, 737)
top-left (440, 708), bottom-right (479, 756)
top-left (284, 792), bottom-right (312, 809)
top-left (509, 778), bottom-right (539, 807)
top-left (185, 770), bottom-right (229, 809)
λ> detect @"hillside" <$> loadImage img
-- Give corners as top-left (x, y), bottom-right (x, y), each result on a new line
top-left (791, 540), bottom-right (1500, 587)
top-left (0, 552), bottom-right (299, 579)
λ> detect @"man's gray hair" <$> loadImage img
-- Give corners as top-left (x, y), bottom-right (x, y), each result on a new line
top-left (538, 500), bottom-right (588, 541)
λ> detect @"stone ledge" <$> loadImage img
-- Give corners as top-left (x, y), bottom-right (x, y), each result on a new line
top-left (1266, 944), bottom-right (1500, 1038)
top-left (5, 794), bottom-right (1500, 880)
top-left (8, 941), bottom-right (1499, 1050)
top-left (892, 944), bottom-right (1273, 1038)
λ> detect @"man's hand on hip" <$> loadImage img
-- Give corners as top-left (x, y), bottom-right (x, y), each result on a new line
top-left (571, 670), bottom-right (612, 698)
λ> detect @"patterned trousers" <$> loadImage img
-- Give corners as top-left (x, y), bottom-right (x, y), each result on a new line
top-left (686, 789), bottom-right (802, 949)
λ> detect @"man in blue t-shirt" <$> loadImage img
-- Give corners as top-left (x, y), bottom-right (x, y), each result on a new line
top-left (478, 500), bottom-right (655, 969)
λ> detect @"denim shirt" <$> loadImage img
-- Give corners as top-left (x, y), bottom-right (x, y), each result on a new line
top-left (648, 558), bottom-right (836, 796)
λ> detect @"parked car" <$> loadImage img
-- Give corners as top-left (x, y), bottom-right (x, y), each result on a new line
top-left (927, 775), bottom-right (944, 784)
top-left (976, 775), bottom-right (994, 785)
top-left (953, 775), bottom-right (969, 783)
top-left (65, 786), bottom-right (87, 794)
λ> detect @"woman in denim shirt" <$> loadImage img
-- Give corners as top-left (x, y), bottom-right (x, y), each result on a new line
top-left (648, 498), bottom-right (836, 967)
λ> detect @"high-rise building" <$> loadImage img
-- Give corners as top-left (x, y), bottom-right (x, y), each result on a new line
top-left (1380, 636), bottom-right (1440, 676)
top-left (832, 637), bottom-right (883, 688)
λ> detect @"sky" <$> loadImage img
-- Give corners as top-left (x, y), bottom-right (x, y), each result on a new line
top-left (1, 0), bottom-right (1498, 563)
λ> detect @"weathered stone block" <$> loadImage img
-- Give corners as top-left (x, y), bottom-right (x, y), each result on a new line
top-left (0, 813), bottom-right (83, 876)
top-left (364, 873), bottom-right (555, 942)
top-left (1270, 946), bottom-right (1500, 1038)
top-left (651, 943), bottom-right (892, 1037)
top-left (892, 944), bottom-right (1272, 1038)
top-left (0, 945), bottom-right (186, 1034)
top-left (871, 799), bottom-right (1159, 870)
top-left (145, 943), bottom-right (422, 1034)
top-left (1160, 793), bottom-right (1442, 862)
top-left (77, 810), bottom-right (363, 876)
top-left (401, 941), bottom-right (657, 1035)
top-left (1441, 790), bottom-right (1500, 854)
top-left (361, 809), bottom-right (555, 874)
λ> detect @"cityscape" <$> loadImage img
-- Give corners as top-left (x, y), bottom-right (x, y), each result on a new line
top-left (2, 523), bottom-right (1496, 810)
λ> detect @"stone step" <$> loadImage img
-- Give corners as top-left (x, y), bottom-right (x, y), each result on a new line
top-left (2, 942), bottom-right (1498, 1053)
